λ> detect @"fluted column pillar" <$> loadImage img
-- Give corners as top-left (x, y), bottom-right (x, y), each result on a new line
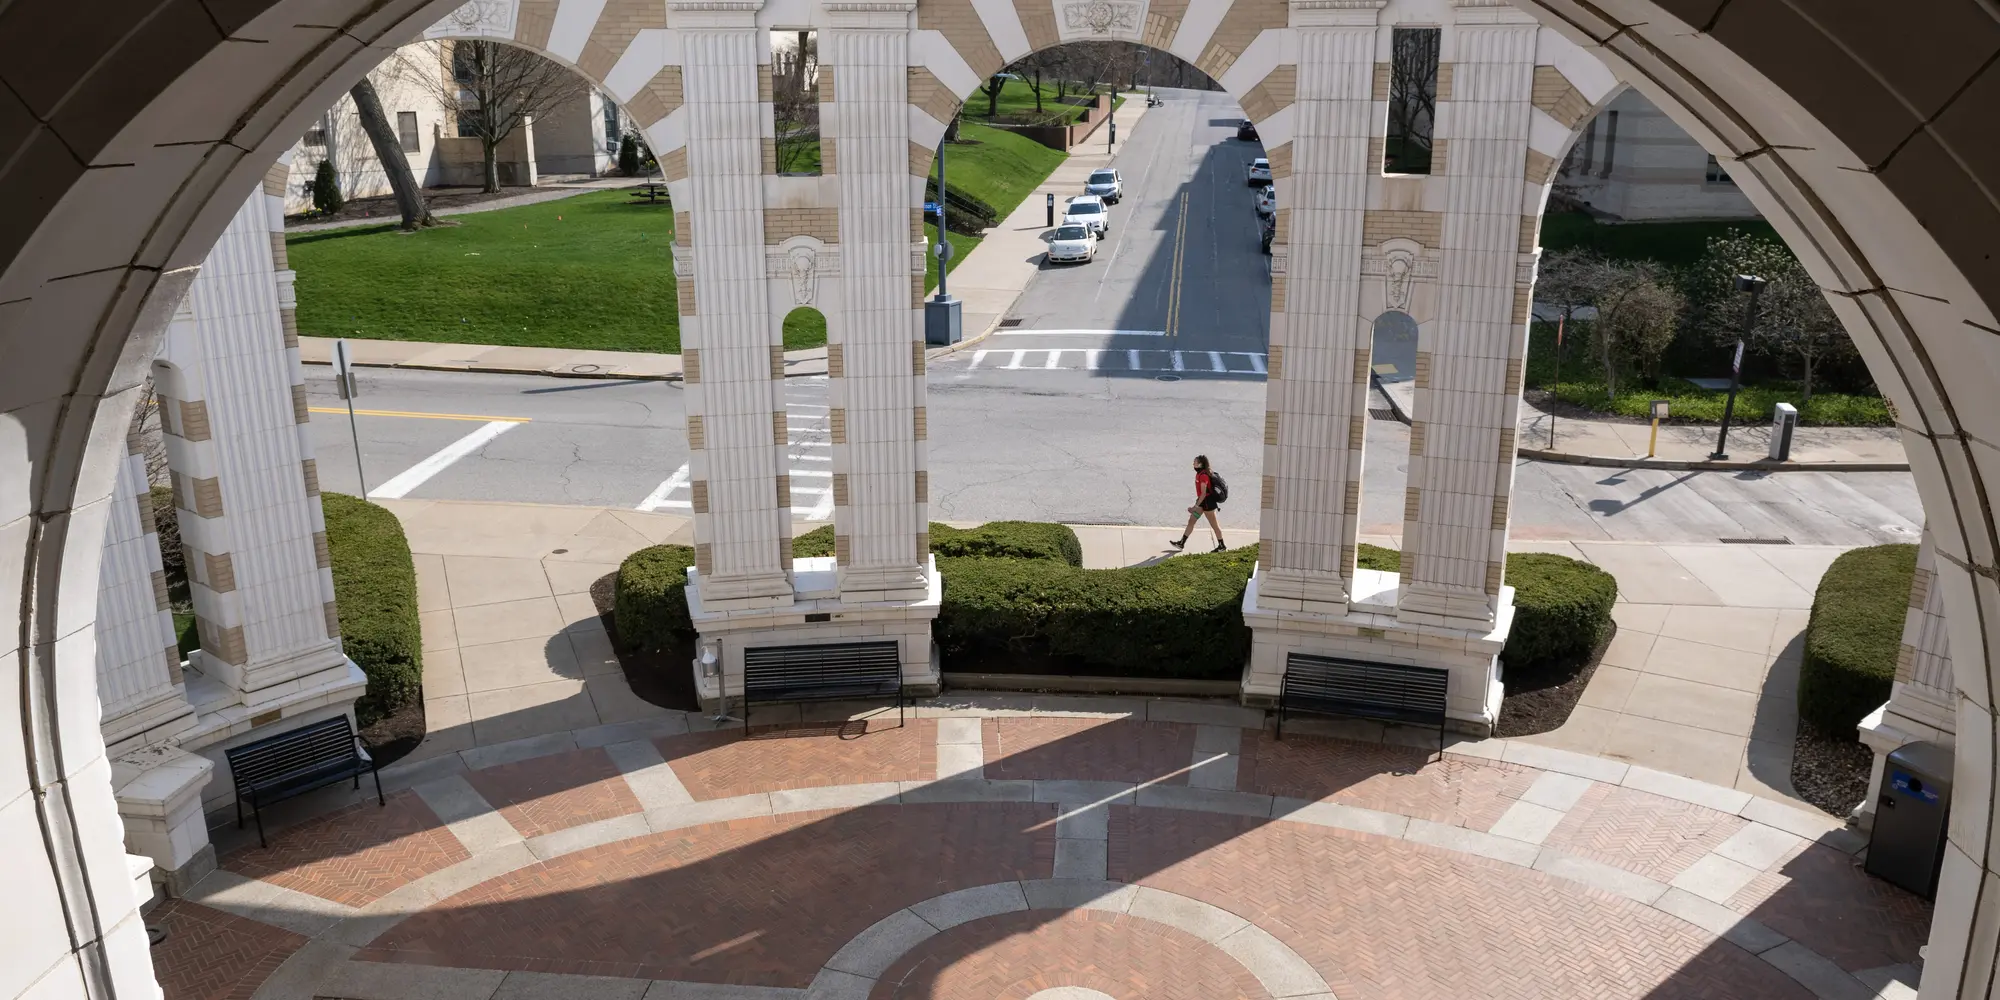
top-left (95, 430), bottom-right (194, 754)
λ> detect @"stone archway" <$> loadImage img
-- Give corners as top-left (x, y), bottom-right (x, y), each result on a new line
top-left (5, 2), bottom-right (2000, 999)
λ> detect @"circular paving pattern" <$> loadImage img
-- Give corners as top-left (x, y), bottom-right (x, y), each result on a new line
top-left (1027, 990), bottom-right (1117, 1000)
top-left (870, 910), bottom-right (1269, 999)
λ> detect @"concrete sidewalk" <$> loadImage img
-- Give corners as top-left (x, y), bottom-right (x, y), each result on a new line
top-left (286, 177), bottom-right (649, 234)
top-left (298, 336), bottom-right (829, 381)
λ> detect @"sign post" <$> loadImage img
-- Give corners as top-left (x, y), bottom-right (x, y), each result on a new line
top-left (333, 339), bottom-right (366, 495)
top-left (1046, 192), bottom-right (1055, 228)
top-left (1712, 275), bottom-right (1764, 461)
top-left (1648, 400), bottom-right (1670, 458)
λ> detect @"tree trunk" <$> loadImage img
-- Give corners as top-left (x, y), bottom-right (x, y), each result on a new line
top-left (348, 77), bottom-right (436, 230)
top-left (1032, 70), bottom-right (1043, 112)
top-left (481, 137), bottom-right (500, 193)
top-left (1801, 356), bottom-right (1816, 403)
top-left (987, 79), bottom-right (1000, 117)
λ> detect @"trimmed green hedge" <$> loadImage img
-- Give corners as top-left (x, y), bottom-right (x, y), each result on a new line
top-left (793, 521), bottom-right (1082, 565)
top-left (1799, 544), bottom-right (1917, 733)
top-left (321, 493), bottom-right (423, 724)
top-left (1503, 553), bottom-right (1618, 668)
top-left (613, 544), bottom-right (697, 651)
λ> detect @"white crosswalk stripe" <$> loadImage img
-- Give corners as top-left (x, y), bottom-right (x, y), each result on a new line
top-left (958, 348), bottom-right (1268, 375)
top-left (638, 376), bottom-right (834, 517)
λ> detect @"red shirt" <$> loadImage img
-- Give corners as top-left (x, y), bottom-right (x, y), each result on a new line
top-left (1195, 470), bottom-right (1212, 502)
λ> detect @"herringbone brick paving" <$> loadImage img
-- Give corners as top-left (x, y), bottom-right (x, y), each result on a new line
top-left (656, 719), bottom-right (935, 799)
top-left (1236, 732), bottom-right (1538, 830)
top-left (462, 746), bottom-right (644, 838)
top-left (221, 790), bottom-right (468, 905)
top-left (149, 899), bottom-right (307, 1000)
top-left (1110, 806), bottom-right (1817, 1000)
top-left (355, 802), bottom-right (1053, 986)
top-left (1542, 783), bottom-right (1747, 882)
top-left (982, 717), bottom-right (1196, 784)
top-left (1727, 841), bottom-right (1932, 972)
top-left (866, 909), bottom-right (1271, 998)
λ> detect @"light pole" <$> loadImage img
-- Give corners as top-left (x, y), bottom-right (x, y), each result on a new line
top-left (1710, 274), bottom-right (1765, 460)
top-left (924, 135), bottom-right (961, 345)
top-left (1107, 81), bottom-right (1117, 149)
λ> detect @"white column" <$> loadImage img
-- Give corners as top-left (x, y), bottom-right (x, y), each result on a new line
top-left (1857, 530), bottom-right (1957, 829)
top-left (675, 0), bottom-right (794, 611)
top-left (95, 434), bottom-right (194, 754)
top-left (826, 3), bottom-right (929, 603)
top-left (1396, 12), bottom-right (1538, 630)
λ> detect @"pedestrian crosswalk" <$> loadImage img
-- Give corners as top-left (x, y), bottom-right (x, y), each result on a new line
top-left (954, 348), bottom-right (1267, 375)
top-left (636, 376), bottom-right (834, 517)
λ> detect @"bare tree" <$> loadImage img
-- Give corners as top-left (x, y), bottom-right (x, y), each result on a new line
top-left (398, 41), bottom-right (588, 193)
top-left (771, 32), bottom-right (821, 174)
top-left (1590, 262), bottom-right (1683, 398)
top-left (348, 77), bottom-right (437, 229)
top-left (1386, 28), bottom-right (1440, 173)
top-left (1687, 230), bottom-right (1856, 402)
top-left (980, 74), bottom-right (1007, 118)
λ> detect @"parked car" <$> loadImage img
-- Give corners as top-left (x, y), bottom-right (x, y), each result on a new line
top-left (1247, 157), bottom-right (1272, 186)
top-left (1259, 213), bottom-right (1275, 255)
top-left (1085, 168), bottom-right (1123, 204)
top-left (1062, 195), bottom-right (1111, 235)
top-left (1045, 224), bottom-right (1099, 264)
top-left (1236, 118), bottom-right (1259, 142)
top-left (1255, 185), bottom-right (1276, 217)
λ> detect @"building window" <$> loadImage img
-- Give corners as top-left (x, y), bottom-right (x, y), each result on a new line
top-left (602, 99), bottom-right (621, 153)
top-left (397, 112), bottom-right (421, 153)
top-left (1383, 27), bottom-right (1440, 175)
top-left (1705, 154), bottom-right (1735, 185)
top-left (771, 29), bottom-right (820, 175)
top-left (304, 125), bottom-right (327, 148)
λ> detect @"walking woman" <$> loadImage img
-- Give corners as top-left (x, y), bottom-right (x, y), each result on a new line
top-left (1170, 455), bottom-right (1228, 552)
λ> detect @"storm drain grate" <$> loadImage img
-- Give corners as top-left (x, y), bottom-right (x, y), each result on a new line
top-left (998, 318), bottom-right (1024, 328)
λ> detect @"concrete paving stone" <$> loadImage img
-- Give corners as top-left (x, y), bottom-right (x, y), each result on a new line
top-left (1217, 924), bottom-right (1333, 998)
top-left (425, 647), bottom-right (468, 698)
top-left (936, 742), bottom-right (984, 780)
top-left (541, 559), bottom-right (618, 597)
top-left (1488, 801), bottom-right (1567, 845)
top-left (643, 793), bottom-right (774, 832)
top-left (1737, 739), bottom-right (1802, 804)
top-left (1055, 803), bottom-right (1110, 840)
top-left (1186, 751), bottom-right (1240, 790)
top-left (555, 591), bottom-right (606, 633)
top-left (1192, 723), bottom-right (1245, 755)
top-left (1738, 793), bottom-right (1850, 843)
top-left (1405, 819), bottom-right (1542, 867)
top-left (183, 868), bottom-right (355, 937)
top-left (457, 636), bottom-right (584, 693)
top-left (1022, 878), bottom-right (1137, 913)
top-left (454, 597), bottom-right (567, 647)
top-left (1441, 736), bottom-right (1508, 761)
top-left (1659, 606), bottom-right (1788, 655)
top-left (908, 882), bottom-right (1029, 931)
top-left (1517, 704), bottom-right (1619, 757)
top-left (1271, 798), bottom-right (1411, 839)
top-left (934, 717), bottom-right (983, 745)
top-left (445, 555), bottom-right (555, 608)
top-left (415, 553), bottom-right (451, 613)
top-left (1652, 887), bottom-right (1790, 954)
top-left (248, 939), bottom-right (359, 1000)
top-left (527, 813), bottom-right (651, 860)
top-left (1622, 765), bottom-right (1755, 814)
top-left (1671, 853), bottom-right (1764, 903)
top-left (1134, 784), bottom-right (1272, 819)
top-left (364, 843), bottom-right (537, 917)
top-left (1053, 837), bottom-right (1109, 879)
top-left (800, 969), bottom-right (873, 1000)
top-left (329, 909), bottom-right (420, 949)
top-left (1598, 628), bottom-right (1656, 670)
top-left (1573, 544), bottom-right (1724, 606)
top-left (604, 739), bottom-right (696, 808)
top-left (1769, 608), bottom-right (1812, 656)
top-left (1127, 885), bottom-right (1250, 942)
top-left (1531, 850), bottom-right (1670, 905)
top-left (769, 782), bottom-right (903, 814)
top-left (492, 971), bottom-right (649, 1000)
top-left (1750, 548), bottom-right (1847, 601)
top-left (1852, 964), bottom-right (1921, 1000)
top-left (1622, 673), bottom-right (1760, 737)
top-left (1714, 822), bottom-right (1809, 870)
top-left (1520, 771), bottom-right (1597, 812)
top-left (1033, 779), bottom-right (1138, 804)
top-left (379, 750), bottom-right (471, 793)
top-left (322, 958), bottom-right (508, 1000)
top-left (413, 775), bottom-right (525, 853)
top-left (1643, 635), bottom-right (1776, 693)
top-left (1145, 700), bottom-right (1266, 729)
top-left (459, 732), bottom-right (581, 771)
top-left (649, 984), bottom-right (805, 1000)
top-left (421, 609), bottom-right (459, 653)
top-left (1596, 715), bottom-right (1747, 788)
top-left (896, 778), bottom-right (1038, 803)
top-left (469, 681), bottom-right (603, 746)
top-left (573, 714), bottom-right (692, 749)
top-left (825, 908), bottom-right (939, 977)
top-left (1576, 665), bottom-right (1641, 711)
top-left (586, 673), bottom-right (670, 726)
top-left (1760, 940), bottom-right (1878, 1000)
top-left (1610, 602), bottom-right (1671, 635)
top-left (1499, 741), bottom-right (1631, 783)
top-left (1660, 546), bottom-right (1816, 610)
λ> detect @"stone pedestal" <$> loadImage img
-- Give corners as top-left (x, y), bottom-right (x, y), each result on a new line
top-left (1243, 568), bottom-right (1510, 733)
top-left (110, 745), bottom-right (216, 897)
top-left (690, 556), bottom-right (942, 715)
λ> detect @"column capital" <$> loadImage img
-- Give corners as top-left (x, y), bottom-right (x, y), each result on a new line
top-left (668, 0), bottom-right (763, 28)
top-left (1289, 0), bottom-right (1384, 28)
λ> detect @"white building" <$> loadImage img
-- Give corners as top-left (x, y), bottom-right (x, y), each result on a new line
top-left (1556, 89), bottom-right (1761, 222)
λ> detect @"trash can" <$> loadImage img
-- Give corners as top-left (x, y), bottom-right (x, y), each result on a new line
top-left (1866, 740), bottom-right (1954, 899)
top-left (1768, 402), bottom-right (1798, 461)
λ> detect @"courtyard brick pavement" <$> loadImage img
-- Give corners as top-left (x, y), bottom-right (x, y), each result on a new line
top-left (1541, 783), bottom-right (1748, 882)
top-left (868, 909), bottom-right (1271, 999)
top-left (657, 718), bottom-right (936, 799)
top-left (461, 745), bottom-right (643, 838)
top-left (151, 899), bottom-right (307, 1000)
top-left (218, 790), bottom-right (468, 906)
top-left (1236, 731), bottom-right (1539, 829)
top-left (982, 717), bottom-right (1196, 784)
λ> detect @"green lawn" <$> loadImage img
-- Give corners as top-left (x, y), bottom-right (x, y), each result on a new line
top-left (963, 78), bottom-right (1113, 124)
top-left (289, 189), bottom-right (683, 353)
top-left (1540, 210), bottom-right (1781, 267)
top-left (943, 122), bottom-right (1068, 218)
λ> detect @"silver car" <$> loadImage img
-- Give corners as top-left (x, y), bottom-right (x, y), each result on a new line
top-left (1084, 168), bottom-right (1122, 204)
top-left (1046, 224), bottom-right (1098, 264)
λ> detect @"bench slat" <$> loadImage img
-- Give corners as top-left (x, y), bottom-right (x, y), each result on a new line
top-left (1280, 654), bottom-right (1449, 735)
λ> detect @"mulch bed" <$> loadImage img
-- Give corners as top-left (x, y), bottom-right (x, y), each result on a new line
top-left (1791, 719), bottom-right (1874, 817)
top-left (1492, 623), bottom-right (1616, 738)
top-left (358, 700), bottom-right (426, 770)
top-left (590, 571), bottom-right (701, 712)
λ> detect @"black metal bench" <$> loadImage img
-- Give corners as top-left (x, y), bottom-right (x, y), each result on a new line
top-left (224, 716), bottom-right (382, 847)
top-left (1277, 654), bottom-right (1451, 754)
top-left (741, 641), bottom-right (905, 735)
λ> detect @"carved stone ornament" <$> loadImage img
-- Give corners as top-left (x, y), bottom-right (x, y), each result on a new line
top-left (435, 0), bottom-right (514, 37)
top-left (1384, 249), bottom-right (1416, 312)
top-left (787, 247), bottom-right (819, 305)
top-left (765, 237), bottom-right (840, 299)
top-left (1064, 0), bottom-right (1139, 35)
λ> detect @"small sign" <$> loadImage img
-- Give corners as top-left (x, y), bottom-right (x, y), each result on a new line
top-left (923, 201), bottom-right (940, 214)
top-left (1650, 400), bottom-right (1670, 420)
top-left (935, 240), bottom-right (953, 261)
top-left (332, 339), bottom-right (359, 400)
top-left (1731, 340), bottom-right (1745, 375)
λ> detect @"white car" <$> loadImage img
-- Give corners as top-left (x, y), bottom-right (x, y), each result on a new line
top-left (1062, 195), bottom-right (1111, 235)
top-left (1255, 186), bottom-right (1276, 217)
top-left (1084, 168), bottom-right (1123, 204)
top-left (1045, 224), bottom-right (1098, 264)
top-left (1247, 157), bottom-right (1272, 186)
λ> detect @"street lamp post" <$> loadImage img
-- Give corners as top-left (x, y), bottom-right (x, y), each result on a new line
top-left (1107, 82), bottom-right (1117, 149)
top-left (924, 135), bottom-right (962, 345)
top-left (1710, 274), bottom-right (1765, 460)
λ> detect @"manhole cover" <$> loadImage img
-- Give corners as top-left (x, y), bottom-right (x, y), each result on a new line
top-left (1156, 374), bottom-right (1181, 382)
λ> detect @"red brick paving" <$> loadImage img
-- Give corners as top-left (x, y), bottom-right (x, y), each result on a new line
top-left (221, 790), bottom-right (468, 906)
top-left (462, 747), bottom-right (644, 838)
top-left (1542, 783), bottom-right (1747, 882)
top-left (982, 717), bottom-right (1196, 784)
top-left (1727, 841), bottom-right (1933, 972)
top-left (867, 909), bottom-right (1271, 999)
top-left (1111, 807), bottom-right (1816, 1000)
top-left (1236, 732), bottom-right (1538, 830)
top-left (149, 899), bottom-right (307, 1000)
top-left (356, 802), bottom-right (1053, 986)
top-left (657, 719), bottom-right (936, 799)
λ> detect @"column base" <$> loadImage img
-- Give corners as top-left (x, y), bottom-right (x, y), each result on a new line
top-left (1242, 567), bottom-right (1512, 735)
top-left (182, 657), bottom-right (369, 811)
top-left (112, 744), bottom-right (217, 898)
top-left (1854, 700), bottom-right (1956, 832)
top-left (690, 555), bottom-right (943, 716)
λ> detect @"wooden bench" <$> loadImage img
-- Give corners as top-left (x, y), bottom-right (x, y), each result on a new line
top-left (741, 641), bottom-right (905, 735)
top-left (224, 716), bottom-right (382, 847)
top-left (1277, 654), bottom-right (1450, 754)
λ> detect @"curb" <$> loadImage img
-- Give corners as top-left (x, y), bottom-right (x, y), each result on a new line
top-left (941, 672), bottom-right (1239, 698)
top-left (925, 316), bottom-right (1002, 361)
top-left (301, 356), bottom-right (832, 382)
top-left (1515, 447), bottom-right (1910, 473)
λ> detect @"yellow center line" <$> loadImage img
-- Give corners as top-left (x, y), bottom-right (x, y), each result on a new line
top-left (308, 407), bottom-right (530, 423)
top-left (1167, 191), bottom-right (1190, 340)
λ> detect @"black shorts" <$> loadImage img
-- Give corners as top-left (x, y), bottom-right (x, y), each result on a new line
top-left (1198, 497), bottom-right (1219, 512)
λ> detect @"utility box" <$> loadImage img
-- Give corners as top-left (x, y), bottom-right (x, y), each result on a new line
top-left (1866, 740), bottom-right (1954, 899)
top-left (924, 295), bottom-right (961, 346)
top-left (1769, 402), bottom-right (1798, 461)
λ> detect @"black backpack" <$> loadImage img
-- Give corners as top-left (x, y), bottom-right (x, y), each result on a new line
top-left (1207, 472), bottom-right (1229, 504)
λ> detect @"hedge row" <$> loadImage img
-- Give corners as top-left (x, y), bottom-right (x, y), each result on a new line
top-left (791, 521), bottom-right (1082, 565)
top-left (1343, 544), bottom-right (1618, 668)
top-left (1799, 544), bottom-right (1917, 733)
top-left (320, 493), bottom-right (424, 724)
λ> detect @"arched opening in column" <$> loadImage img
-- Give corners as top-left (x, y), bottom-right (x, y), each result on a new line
top-left (1362, 308), bottom-right (1419, 551)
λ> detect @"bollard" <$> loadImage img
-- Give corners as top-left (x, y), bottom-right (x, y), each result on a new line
top-left (1047, 193), bottom-right (1055, 228)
